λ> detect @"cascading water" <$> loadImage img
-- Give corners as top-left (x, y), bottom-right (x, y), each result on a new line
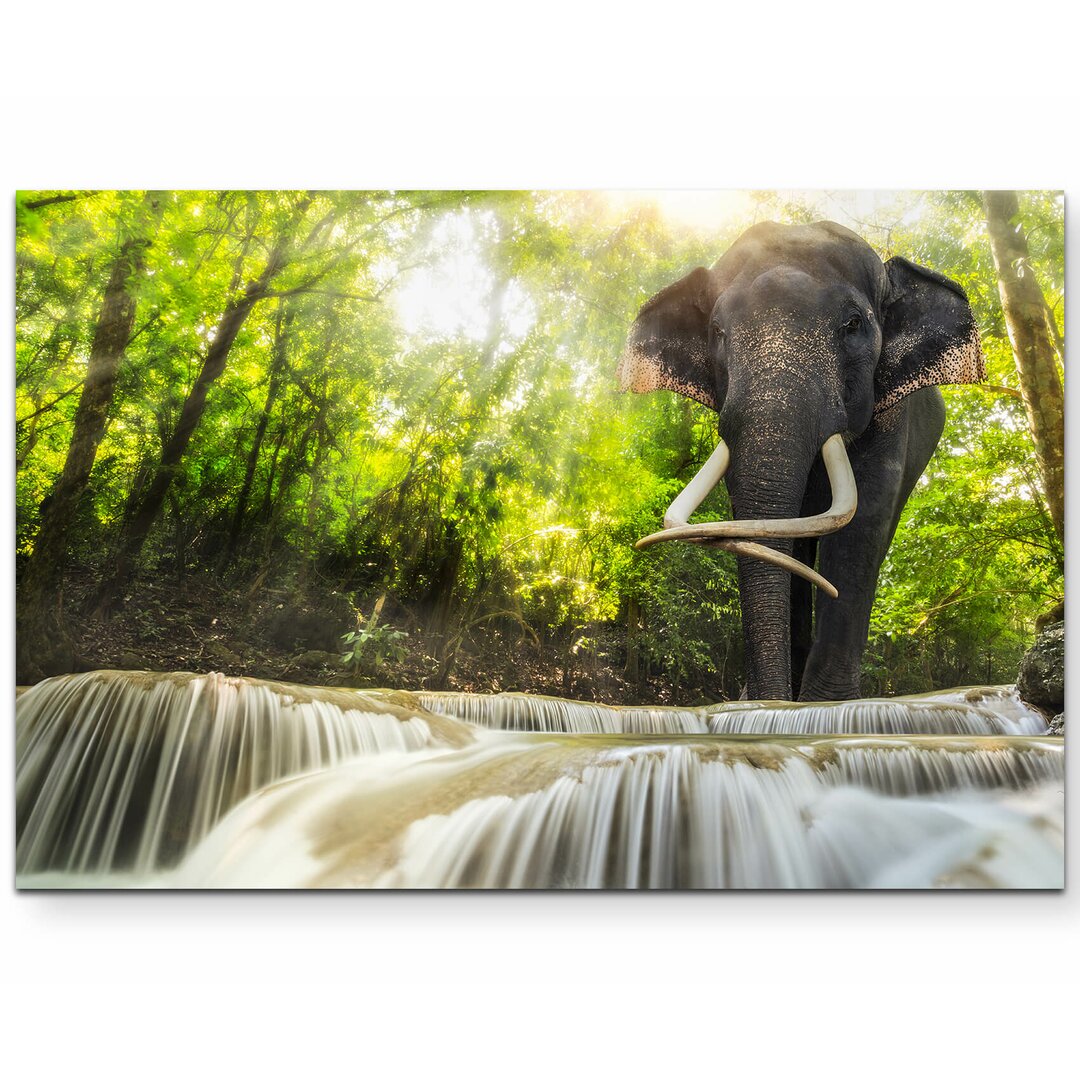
top-left (704, 688), bottom-right (1047, 736)
top-left (15, 671), bottom-right (471, 876)
top-left (410, 686), bottom-right (1046, 737)
top-left (414, 691), bottom-right (706, 734)
top-left (15, 670), bottom-right (1062, 889)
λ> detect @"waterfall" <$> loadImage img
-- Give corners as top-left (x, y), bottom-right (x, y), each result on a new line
top-left (414, 691), bottom-right (707, 734)
top-left (15, 671), bottom-right (1063, 889)
top-left (15, 670), bottom-right (472, 875)
top-left (408, 686), bottom-right (1046, 736)
top-left (704, 691), bottom-right (1047, 736)
top-left (376, 746), bottom-right (1063, 889)
top-left (164, 735), bottom-right (1063, 889)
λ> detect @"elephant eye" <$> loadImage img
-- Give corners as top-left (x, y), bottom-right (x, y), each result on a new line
top-left (842, 314), bottom-right (863, 336)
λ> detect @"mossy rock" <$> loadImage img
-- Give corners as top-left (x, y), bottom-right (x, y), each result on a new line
top-left (1016, 620), bottom-right (1064, 713)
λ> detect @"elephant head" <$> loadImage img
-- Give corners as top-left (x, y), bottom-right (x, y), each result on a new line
top-left (617, 221), bottom-right (984, 700)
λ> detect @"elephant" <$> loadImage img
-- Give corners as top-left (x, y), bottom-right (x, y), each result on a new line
top-left (617, 221), bottom-right (984, 701)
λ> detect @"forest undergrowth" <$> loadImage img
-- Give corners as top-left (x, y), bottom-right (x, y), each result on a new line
top-left (49, 569), bottom-right (691, 704)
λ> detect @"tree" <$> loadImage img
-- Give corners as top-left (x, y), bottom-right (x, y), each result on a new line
top-left (93, 194), bottom-right (316, 608)
top-left (16, 191), bottom-right (165, 680)
top-left (982, 190), bottom-right (1065, 543)
top-left (219, 300), bottom-right (295, 569)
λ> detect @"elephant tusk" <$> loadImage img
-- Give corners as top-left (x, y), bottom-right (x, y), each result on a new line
top-left (635, 433), bottom-right (858, 549)
top-left (713, 540), bottom-right (839, 599)
top-left (633, 433), bottom-right (855, 597)
top-left (662, 437), bottom-right (730, 530)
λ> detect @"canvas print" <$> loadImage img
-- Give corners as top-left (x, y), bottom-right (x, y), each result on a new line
top-left (14, 189), bottom-right (1064, 888)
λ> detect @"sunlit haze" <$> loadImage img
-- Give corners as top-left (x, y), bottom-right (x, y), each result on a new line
top-left (391, 190), bottom-right (935, 340)
top-left (603, 189), bottom-right (754, 231)
top-left (392, 212), bottom-right (536, 345)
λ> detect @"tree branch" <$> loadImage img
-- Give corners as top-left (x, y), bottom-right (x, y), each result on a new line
top-left (23, 193), bottom-right (91, 211)
top-left (264, 286), bottom-right (382, 302)
top-left (16, 383), bottom-right (83, 425)
top-left (972, 383), bottom-right (1025, 402)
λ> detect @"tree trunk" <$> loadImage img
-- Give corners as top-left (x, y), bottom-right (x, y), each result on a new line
top-left (220, 303), bottom-right (294, 569)
top-left (428, 516), bottom-right (465, 653)
top-left (95, 198), bottom-right (312, 610)
top-left (17, 191), bottom-right (165, 681)
top-left (296, 391), bottom-right (331, 590)
top-left (623, 597), bottom-right (640, 682)
top-left (982, 191), bottom-right (1065, 543)
top-left (256, 425), bottom-right (288, 539)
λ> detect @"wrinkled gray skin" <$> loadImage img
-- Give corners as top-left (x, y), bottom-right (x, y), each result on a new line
top-left (619, 222), bottom-right (984, 701)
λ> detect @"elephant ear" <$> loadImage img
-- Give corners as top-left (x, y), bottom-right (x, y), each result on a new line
top-left (616, 266), bottom-right (720, 410)
top-left (875, 256), bottom-right (985, 415)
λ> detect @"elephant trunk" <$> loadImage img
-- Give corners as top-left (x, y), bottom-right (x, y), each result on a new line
top-left (724, 436), bottom-right (813, 701)
top-left (736, 542), bottom-right (797, 701)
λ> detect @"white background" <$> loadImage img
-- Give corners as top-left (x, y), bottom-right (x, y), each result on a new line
top-left (2, 3), bottom-right (1077, 1075)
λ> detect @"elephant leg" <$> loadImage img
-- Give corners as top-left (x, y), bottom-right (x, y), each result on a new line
top-left (799, 388), bottom-right (945, 701)
top-left (790, 537), bottom-right (817, 699)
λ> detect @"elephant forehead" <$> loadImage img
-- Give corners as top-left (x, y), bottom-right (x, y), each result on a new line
top-left (729, 310), bottom-right (837, 354)
top-left (724, 267), bottom-right (869, 315)
top-left (713, 221), bottom-right (888, 301)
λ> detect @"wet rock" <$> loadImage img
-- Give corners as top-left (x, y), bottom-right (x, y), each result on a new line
top-left (1036, 599), bottom-right (1064, 632)
top-left (1016, 620), bottom-right (1064, 713)
top-left (1047, 713), bottom-right (1064, 736)
top-left (117, 651), bottom-right (148, 670)
top-left (206, 640), bottom-right (244, 668)
top-left (296, 650), bottom-right (342, 671)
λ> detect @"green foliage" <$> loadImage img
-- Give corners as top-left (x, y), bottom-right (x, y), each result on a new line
top-left (340, 624), bottom-right (410, 672)
top-left (15, 189), bottom-right (1064, 697)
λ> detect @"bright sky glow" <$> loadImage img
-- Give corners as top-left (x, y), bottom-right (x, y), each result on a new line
top-left (603, 189), bottom-right (754, 231)
top-left (390, 192), bottom-right (935, 345)
top-left (392, 212), bottom-right (535, 345)
top-left (601, 189), bottom-right (929, 236)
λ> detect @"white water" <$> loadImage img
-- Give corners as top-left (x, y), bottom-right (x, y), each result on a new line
top-left (15, 671), bottom-right (1063, 889)
top-left (707, 687), bottom-right (1047, 736)
top-left (16, 670), bottom-right (471, 874)
top-left (415, 691), bottom-right (706, 734)
top-left (410, 686), bottom-right (1046, 736)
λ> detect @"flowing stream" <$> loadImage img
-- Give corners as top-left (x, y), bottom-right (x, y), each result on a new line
top-left (15, 670), bottom-right (1062, 888)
